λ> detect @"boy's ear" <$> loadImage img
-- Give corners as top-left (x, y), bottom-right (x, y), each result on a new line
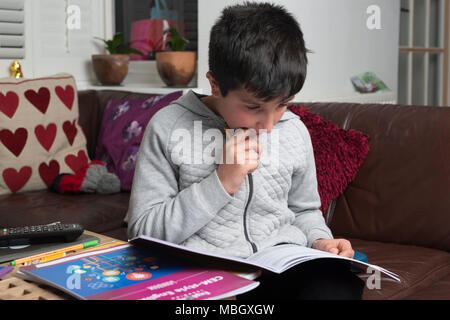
top-left (206, 72), bottom-right (222, 98)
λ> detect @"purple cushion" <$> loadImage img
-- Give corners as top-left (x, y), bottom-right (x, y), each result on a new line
top-left (95, 91), bottom-right (182, 191)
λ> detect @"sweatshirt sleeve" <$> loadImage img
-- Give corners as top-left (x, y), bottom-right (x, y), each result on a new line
top-left (127, 113), bottom-right (234, 243)
top-left (288, 120), bottom-right (334, 247)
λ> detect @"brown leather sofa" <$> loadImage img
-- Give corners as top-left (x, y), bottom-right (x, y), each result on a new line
top-left (1, 89), bottom-right (449, 300)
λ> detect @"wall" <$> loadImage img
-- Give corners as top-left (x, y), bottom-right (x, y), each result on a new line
top-left (0, 0), bottom-right (108, 82)
top-left (198, 0), bottom-right (400, 102)
top-left (1, 0), bottom-right (401, 101)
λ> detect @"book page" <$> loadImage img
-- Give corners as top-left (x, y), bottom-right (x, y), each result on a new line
top-left (130, 236), bottom-right (400, 282)
top-left (247, 244), bottom-right (342, 273)
top-left (248, 244), bottom-right (400, 282)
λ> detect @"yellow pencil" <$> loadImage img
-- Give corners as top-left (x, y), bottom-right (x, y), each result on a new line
top-left (10, 240), bottom-right (99, 266)
top-left (23, 252), bottom-right (66, 266)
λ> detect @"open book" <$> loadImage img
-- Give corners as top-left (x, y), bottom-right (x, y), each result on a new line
top-left (19, 235), bottom-right (400, 300)
top-left (18, 242), bottom-right (259, 300)
top-left (130, 235), bottom-right (401, 282)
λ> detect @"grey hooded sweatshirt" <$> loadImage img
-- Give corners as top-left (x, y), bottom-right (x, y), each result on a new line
top-left (127, 90), bottom-right (333, 258)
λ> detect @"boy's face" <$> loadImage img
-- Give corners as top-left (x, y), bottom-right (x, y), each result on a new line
top-left (206, 73), bottom-right (292, 134)
top-left (219, 89), bottom-right (291, 134)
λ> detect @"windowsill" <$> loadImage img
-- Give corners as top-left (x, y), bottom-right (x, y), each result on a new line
top-left (77, 60), bottom-right (201, 95)
top-left (78, 83), bottom-right (202, 95)
top-left (293, 91), bottom-right (397, 104)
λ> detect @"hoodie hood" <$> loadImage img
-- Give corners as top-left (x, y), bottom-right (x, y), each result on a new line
top-left (172, 90), bottom-right (226, 125)
top-left (172, 90), bottom-right (299, 127)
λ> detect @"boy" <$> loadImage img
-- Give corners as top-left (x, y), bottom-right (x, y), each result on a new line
top-left (128, 2), bottom-right (364, 299)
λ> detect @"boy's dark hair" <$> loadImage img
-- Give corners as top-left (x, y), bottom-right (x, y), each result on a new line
top-left (209, 2), bottom-right (310, 101)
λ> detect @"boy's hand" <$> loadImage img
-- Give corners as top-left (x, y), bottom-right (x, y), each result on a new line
top-left (217, 128), bottom-right (262, 195)
top-left (312, 238), bottom-right (355, 258)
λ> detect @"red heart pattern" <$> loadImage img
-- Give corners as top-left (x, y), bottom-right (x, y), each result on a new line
top-left (39, 160), bottom-right (60, 187)
top-left (25, 87), bottom-right (51, 114)
top-left (1, 79), bottom-right (89, 195)
top-left (0, 91), bottom-right (19, 119)
top-left (35, 123), bottom-right (57, 152)
top-left (62, 120), bottom-right (77, 146)
top-left (0, 128), bottom-right (28, 157)
top-left (65, 150), bottom-right (88, 173)
top-left (2, 166), bottom-right (32, 193)
top-left (55, 85), bottom-right (75, 110)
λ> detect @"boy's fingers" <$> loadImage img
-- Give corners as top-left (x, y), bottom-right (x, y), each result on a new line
top-left (246, 150), bottom-right (260, 160)
top-left (329, 247), bottom-right (339, 254)
top-left (336, 239), bottom-right (350, 249)
top-left (232, 131), bottom-right (261, 155)
top-left (234, 128), bottom-right (259, 144)
top-left (233, 128), bottom-right (250, 142)
top-left (336, 240), bottom-right (354, 258)
top-left (244, 140), bottom-right (261, 154)
top-left (235, 150), bottom-right (260, 165)
top-left (338, 249), bottom-right (354, 258)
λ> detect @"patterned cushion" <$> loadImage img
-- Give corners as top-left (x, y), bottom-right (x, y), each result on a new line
top-left (0, 74), bottom-right (89, 195)
top-left (288, 105), bottom-right (370, 213)
top-left (95, 91), bottom-right (182, 191)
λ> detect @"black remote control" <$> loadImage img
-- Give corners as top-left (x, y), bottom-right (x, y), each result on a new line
top-left (0, 222), bottom-right (84, 246)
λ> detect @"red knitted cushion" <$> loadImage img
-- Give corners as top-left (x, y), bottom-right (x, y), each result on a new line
top-left (288, 105), bottom-right (370, 214)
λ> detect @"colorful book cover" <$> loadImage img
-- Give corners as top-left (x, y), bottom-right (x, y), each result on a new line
top-left (20, 244), bottom-right (259, 300)
top-left (0, 266), bottom-right (13, 278)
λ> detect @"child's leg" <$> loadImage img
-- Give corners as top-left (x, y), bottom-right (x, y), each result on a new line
top-left (238, 259), bottom-right (365, 300)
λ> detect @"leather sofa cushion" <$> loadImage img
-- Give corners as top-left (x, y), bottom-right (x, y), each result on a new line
top-left (0, 191), bottom-right (130, 235)
top-left (404, 273), bottom-right (450, 300)
top-left (307, 103), bottom-right (450, 252)
top-left (102, 227), bottom-right (128, 242)
top-left (348, 238), bottom-right (450, 300)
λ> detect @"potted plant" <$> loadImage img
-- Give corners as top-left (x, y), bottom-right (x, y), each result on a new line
top-left (92, 33), bottom-right (144, 85)
top-left (155, 28), bottom-right (196, 87)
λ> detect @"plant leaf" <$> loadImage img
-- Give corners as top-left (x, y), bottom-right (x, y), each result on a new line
top-left (118, 47), bottom-right (145, 56)
top-left (94, 32), bottom-right (143, 55)
top-left (112, 33), bottom-right (123, 49)
top-left (164, 28), bottom-right (189, 51)
top-left (105, 40), bottom-right (117, 54)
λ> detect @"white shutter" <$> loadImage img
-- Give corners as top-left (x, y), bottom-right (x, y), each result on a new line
top-left (67, 0), bottom-right (96, 57)
top-left (32, 0), bottom-right (105, 81)
top-left (38, 0), bottom-right (95, 58)
top-left (0, 0), bottom-right (25, 59)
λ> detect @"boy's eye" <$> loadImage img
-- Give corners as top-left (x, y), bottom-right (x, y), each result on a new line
top-left (245, 104), bottom-right (287, 110)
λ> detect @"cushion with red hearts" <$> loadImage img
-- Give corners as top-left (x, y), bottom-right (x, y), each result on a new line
top-left (0, 73), bottom-right (89, 195)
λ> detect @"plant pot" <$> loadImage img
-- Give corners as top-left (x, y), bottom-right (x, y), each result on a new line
top-left (91, 54), bottom-right (129, 86)
top-left (156, 51), bottom-right (197, 87)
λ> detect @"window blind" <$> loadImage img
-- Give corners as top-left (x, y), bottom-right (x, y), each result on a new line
top-left (0, 0), bottom-right (25, 59)
top-left (39, 0), bottom-right (94, 58)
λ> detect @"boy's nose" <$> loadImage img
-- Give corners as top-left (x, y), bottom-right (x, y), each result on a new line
top-left (256, 119), bottom-right (274, 134)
